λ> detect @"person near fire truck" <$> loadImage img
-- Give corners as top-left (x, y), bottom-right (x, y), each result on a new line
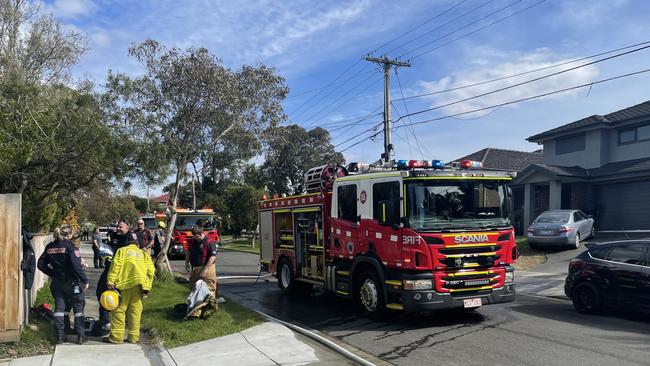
top-left (135, 219), bottom-right (154, 254)
top-left (106, 232), bottom-right (155, 344)
top-left (185, 226), bottom-right (218, 294)
top-left (37, 225), bottom-right (89, 344)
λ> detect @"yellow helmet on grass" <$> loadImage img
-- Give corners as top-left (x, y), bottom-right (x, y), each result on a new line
top-left (100, 290), bottom-right (120, 311)
top-left (158, 221), bottom-right (166, 229)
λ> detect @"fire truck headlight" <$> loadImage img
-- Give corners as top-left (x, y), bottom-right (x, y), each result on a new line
top-left (403, 279), bottom-right (433, 291)
top-left (505, 271), bottom-right (515, 284)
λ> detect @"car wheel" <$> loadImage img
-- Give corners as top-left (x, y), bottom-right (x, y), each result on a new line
top-left (571, 282), bottom-right (602, 314)
top-left (573, 233), bottom-right (580, 249)
top-left (355, 269), bottom-right (386, 319)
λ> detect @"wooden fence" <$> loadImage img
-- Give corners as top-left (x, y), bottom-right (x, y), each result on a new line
top-left (0, 194), bottom-right (21, 343)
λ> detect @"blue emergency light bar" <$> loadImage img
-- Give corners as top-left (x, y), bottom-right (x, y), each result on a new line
top-left (396, 159), bottom-right (445, 170)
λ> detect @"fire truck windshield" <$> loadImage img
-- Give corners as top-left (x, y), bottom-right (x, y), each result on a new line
top-left (405, 180), bottom-right (510, 231)
top-left (176, 215), bottom-right (216, 230)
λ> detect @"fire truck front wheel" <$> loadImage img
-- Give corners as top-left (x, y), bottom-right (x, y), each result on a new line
top-left (356, 270), bottom-right (386, 319)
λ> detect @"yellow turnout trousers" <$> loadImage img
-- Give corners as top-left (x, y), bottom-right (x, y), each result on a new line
top-left (109, 285), bottom-right (144, 343)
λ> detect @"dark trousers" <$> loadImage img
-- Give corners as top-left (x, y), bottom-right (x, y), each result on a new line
top-left (93, 245), bottom-right (104, 268)
top-left (51, 281), bottom-right (85, 339)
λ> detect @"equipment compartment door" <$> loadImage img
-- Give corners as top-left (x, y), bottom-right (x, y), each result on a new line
top-left (294, 208), bottom-right (324, 279)
top-left (259, 210), bottom-right (273, 266)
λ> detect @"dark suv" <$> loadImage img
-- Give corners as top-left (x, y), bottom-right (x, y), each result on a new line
top-left (565, 240), bottom-right (650, 314)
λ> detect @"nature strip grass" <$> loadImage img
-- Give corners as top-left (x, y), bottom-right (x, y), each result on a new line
top-left (220, 239), bottom-right (260, 255)
top-left (514, 237), bottom-right (547, 271)
top-left (140, 278), bottom-right (263, 348)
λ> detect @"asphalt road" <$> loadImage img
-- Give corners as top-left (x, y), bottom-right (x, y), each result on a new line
top-left (177, 250), bottom-right (650, 366)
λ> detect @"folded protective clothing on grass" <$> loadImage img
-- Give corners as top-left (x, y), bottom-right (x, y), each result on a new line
top-left (107, 244), bottom-right (155, 291)
top-left (185, 279), bottom-right (217, 319)
top-left (109, 285), bottom-right (144, 343)
top-left (189, 264), bottom-right (217, 296)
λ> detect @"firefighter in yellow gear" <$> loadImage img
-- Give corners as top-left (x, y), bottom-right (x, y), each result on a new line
top-left (106, 233), bottom-right (155, 343)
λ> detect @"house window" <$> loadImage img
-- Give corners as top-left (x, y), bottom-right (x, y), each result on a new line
top-left (638, 125), bottom-right (650, 141)
top-left (337, 184), bottom-right (357, 222)
top-left (618, 129), bottom-right (636, 144)
top-left (555, 133), bottom-right (585, 155)
top-left (618, 123), bottom-right (650, 144)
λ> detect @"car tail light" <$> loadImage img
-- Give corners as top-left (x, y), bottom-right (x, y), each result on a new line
top-left (558, 226), bottom-right (572, 233)
top-left (569, 258), bottom-right (585, 272)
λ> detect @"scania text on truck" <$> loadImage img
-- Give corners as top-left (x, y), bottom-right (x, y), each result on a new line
top-left (258, 160), bottom-right (519, 318)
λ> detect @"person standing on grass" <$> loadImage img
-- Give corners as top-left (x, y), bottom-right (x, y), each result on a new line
top-left (185, 226), bottom-right (218, 294)
top-left (37, 225), bottom-right (89, 344)
top-left (106, 233), bottom-right (155, 344)
top-left (110, 221), bottom-right (131, 252)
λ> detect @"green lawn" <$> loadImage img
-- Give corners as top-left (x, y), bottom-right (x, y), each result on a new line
top-left (0, 285), bottom-right (55, 359)
top-left (141, 279), bottom-right (263, 348)
top-left (220, 239), bottom-right (260, 254)
top-left (514, 237), bottom-right (547, 270)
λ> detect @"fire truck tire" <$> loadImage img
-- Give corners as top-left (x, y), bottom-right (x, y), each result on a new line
top-left (277, 259), bottom-right (296, 294)
top-left (355, 270), bottom-right (386, 319)
top-left (277, 259), bottom-right (312, 295)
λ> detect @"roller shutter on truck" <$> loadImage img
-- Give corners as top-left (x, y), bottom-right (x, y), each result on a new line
top-left (596, 180), bottom-right (650, 230)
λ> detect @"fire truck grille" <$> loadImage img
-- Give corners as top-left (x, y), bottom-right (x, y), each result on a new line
top-left (441, 273), bottom-right (499, 292)
top-left (439, 245), bottom-right (501, 255)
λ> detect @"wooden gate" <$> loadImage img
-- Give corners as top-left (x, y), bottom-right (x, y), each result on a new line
top-left (0, 194), bottom-right (21, 343)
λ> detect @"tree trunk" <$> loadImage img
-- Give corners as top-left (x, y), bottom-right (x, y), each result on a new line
top-left (155, 164), bottom-right (184, 274)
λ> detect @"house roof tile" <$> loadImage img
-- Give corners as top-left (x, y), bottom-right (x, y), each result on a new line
top-left (454, 148), bottom-right (543, 172)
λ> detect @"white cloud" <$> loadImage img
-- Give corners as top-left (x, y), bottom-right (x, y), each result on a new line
top-left (416, 49), bottom-right (599, 118)
top-left (46, 0), bottom-right (96, 19)
top-left (546, 0), bottom-right (628, 29)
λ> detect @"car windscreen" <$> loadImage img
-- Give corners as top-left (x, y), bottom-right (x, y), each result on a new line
top-left (405, 179), bottom-right (510, 231)
top-left (176, 215), bottom-right (216, 230)
top-left (535, 213), bottom-right (569, 223)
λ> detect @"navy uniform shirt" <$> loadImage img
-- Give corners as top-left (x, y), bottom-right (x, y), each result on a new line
top-left (188, 237), bottom-right (217, 267)
top-left (135, 228), bottom-right (152, 249)
top-left (37, 239), bottom-right (88, 285)
top-left (110, 231), bottom-right (137, 252)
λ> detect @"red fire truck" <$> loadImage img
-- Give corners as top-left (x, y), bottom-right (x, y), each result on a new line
top-left (168, 209), bottom-right (220, 258)
top-left (258, 160), bottom-right (518, 318)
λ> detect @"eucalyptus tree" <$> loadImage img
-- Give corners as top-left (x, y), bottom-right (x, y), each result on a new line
top-left (102, 40), bottom-right (288, 273)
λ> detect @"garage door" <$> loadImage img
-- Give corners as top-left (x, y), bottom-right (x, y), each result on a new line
top-left (596, 181), bottom-right (650, 230)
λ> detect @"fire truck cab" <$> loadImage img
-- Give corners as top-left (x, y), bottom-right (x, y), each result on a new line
top-left (259, 160), bottom-right (518, 318)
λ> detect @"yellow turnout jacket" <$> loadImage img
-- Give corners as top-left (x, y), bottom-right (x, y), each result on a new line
top-left (107, 244), bottom-right (155, 291)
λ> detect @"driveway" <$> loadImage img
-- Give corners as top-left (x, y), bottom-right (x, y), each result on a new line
top-left (516, 232), bottom-right (650, 298)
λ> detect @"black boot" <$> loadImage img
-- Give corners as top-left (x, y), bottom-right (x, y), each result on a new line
top-left (77, 334), bottom-right (87, 345)
top-left (54, 329), bottom-right (65, 345)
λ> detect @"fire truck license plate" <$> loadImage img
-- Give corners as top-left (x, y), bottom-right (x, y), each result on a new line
top-left (463, 298), bottom-right (482, 308)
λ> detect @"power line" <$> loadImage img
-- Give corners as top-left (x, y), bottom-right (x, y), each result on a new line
top-left (393, 69), bottom-right (427, 158)
top-left (398, 0), bottom-right (525, 59)
top-left (302, 74), bottom-right (382, 126)
top-left (338, 68), bottom-right (650, 152)
top-left (371, 0), bottom-right (469, 54)
top-left (395, 43), bottom-right (650, 122)
top-left (406, 0), bottom-right (547, 61)
top-left (385, 0), bottom-right (495, 56)
top-left (334, 121), bottom-right (383, 148)
top-left (394, 40), bottom-right (650, 102)
top-left (289, 61), bottom-right (368, 119)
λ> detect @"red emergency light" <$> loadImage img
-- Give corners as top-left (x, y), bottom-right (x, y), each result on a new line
top-left (408, 160), bottom-right (424, 168)
top-left (460, 160), bottom-right (483, 169)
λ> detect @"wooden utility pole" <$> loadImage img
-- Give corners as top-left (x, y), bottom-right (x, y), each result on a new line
top-left (191, 174), bottom-right (196, 210)
top-left (365, 56), bottom-right (411, 163)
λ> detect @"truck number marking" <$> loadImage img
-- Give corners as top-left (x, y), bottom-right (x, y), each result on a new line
top-left (390, 235), bottom-right (399, 242)
top-left (454, 234), bottom-right (489, 244)
top-left (375, 232), bottom-right (382, 239)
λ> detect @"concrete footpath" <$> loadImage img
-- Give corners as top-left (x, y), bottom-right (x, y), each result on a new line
top-left (1, 321), bottom-right (353, 366)
top-left (2, 243), bottom-right (354, 366)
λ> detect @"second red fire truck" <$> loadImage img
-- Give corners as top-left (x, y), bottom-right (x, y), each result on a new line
top-left (259, 159), bottom-right (518, 318)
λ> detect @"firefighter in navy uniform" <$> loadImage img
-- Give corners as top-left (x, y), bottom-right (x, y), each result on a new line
top-left (110, 221), bottom-right (131, 252)
top-left (37, 225), bottom-right (89, 344)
